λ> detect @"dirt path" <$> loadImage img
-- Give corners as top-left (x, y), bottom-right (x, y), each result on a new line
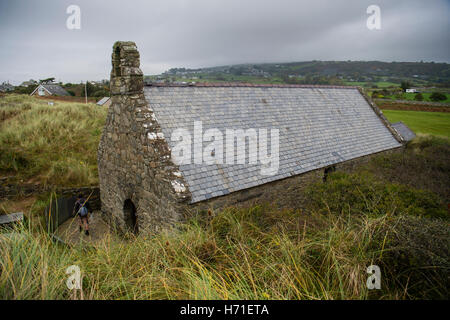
top-left (55, 211), bottom-right (113, 246)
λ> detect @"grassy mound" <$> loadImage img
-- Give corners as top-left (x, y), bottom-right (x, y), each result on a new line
top-left (0, 94), bottom-right (107, 186)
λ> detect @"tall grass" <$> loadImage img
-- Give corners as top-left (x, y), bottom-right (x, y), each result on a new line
top-left (361, 134), bottom-right (450, 202)
top-left (0, 94), bottom-right (106, 186)
top-left (0, 208), bottom-right (378, 299)
top-left (1, 199), bottom-right (447, 300)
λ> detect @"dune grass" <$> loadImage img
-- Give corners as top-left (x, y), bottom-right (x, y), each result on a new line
top-left (1, 187), bottom-right (448, 300)
top-left (2, 136), bottom-right (449, 300)
top-left (0, 94), bottom-right (107, 186)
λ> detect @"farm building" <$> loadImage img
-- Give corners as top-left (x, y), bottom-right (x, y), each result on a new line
top-left (98, 42), bottom-right (405, 234)
top-left (96, 97), bottom-right (111, 107)
top-left (30, 83), bottom-right (69, 97)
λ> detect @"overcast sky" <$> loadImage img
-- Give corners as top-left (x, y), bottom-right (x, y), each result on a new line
top-left (0, 0), bottom-right (449, 84)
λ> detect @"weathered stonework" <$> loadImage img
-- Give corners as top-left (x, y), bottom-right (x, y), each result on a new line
top-left (98, 41), bottom-right (190, 234)
top-left (98, 41), bottom-right (404, 235)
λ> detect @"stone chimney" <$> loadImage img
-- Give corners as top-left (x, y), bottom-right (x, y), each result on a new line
top-left (110, 41), bottom-right (143, 95)
top-left (98, 41), bottom-right (190, 234)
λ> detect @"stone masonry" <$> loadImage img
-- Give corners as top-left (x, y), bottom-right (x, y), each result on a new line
top-left (98, 42), bottom-right (190, 234)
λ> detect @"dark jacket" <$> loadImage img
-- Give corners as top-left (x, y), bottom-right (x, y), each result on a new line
top-left (74, 198), bottom-right (90, 216)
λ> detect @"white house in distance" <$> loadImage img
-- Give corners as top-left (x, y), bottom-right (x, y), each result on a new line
top-left (405, 88), bottom-right (418, 93)
top-left (30, 83), bottom-right (69, 97)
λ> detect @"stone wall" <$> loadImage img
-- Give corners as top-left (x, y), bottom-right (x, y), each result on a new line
top-left (98, 41), bottom-right (190, 235)
top-left (58, 187), bottom-right (101, 211)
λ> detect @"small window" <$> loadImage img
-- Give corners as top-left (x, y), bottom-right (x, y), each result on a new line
top-left (38, 87), bottom-right (45, 96)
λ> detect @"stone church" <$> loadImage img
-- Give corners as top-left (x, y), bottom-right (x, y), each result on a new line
top-left (98, 41), bottom-right (406, 234)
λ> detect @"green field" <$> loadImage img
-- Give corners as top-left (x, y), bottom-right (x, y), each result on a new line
top-left (383, 110), bottom-right (450, 137)
top-left (385, 92), bottom-right (450, 104)
top-left (344, 81), bottom-right (399, 88)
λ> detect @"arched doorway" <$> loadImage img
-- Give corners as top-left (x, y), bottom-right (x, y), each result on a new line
top-left (123, 199), bottom-right (138, 234)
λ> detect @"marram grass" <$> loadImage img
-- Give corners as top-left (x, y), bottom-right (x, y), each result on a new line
top-left (2, 202), bottom-right (447, 300)
top-left (0, 94), bottom-right (107, 186)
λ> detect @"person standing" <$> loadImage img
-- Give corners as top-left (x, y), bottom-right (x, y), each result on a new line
top-left (73, 194), bottom-right (90, 236)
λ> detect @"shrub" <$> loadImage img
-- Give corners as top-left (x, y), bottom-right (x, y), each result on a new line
top-left (376, 215), bottom-right (450, 299)
top-left (400, 81), bottom-right (411, 92)
top-left (430, 92), bottom-right (447, 102)
top-left (305, 172), bottom-right (447, 219)
top-left (364, 135), bottom-right (450, 201)
top-left (13, 86), bottom-right (34, 95)
top-left (92, 89), bottom-right (109, 97)
top-left (414, 93), bottom-right (423, 101)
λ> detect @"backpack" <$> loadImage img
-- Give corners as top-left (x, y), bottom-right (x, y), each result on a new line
top-left (79, 206), bottom-right (88, 217)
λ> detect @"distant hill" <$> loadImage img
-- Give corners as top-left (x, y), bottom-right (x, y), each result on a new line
top-left (146, 61), bottom-right (450, 87)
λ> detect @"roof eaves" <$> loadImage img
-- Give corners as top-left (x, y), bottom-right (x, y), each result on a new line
top-left (145, 82), bottom-right (359, 89)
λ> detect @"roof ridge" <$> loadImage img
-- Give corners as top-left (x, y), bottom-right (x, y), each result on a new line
top-left (145, 82), bottom-right (359, 89)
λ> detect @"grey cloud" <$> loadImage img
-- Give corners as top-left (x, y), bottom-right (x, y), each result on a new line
top-left (0, 0), bottom-right (449, 84)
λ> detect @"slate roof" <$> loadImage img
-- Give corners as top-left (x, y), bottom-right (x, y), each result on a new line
top-left (0, 212), bottom-right (23, 225)
top-left (144, 84), bottom-right (402, 203)
top-left (97, 97), bottom-right (111, 106)
top-left (391, 121), bottom-right (416, 142)
top-left (39, 84), bottom-right (69, 96)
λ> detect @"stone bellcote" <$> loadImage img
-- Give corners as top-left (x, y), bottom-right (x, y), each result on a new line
top-left (110, 41), bottom-right (144, 95)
